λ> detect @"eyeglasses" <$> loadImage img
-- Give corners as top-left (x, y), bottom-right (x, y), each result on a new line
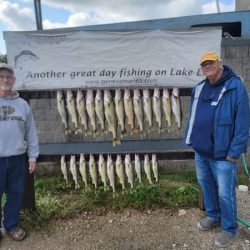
top-left (0, 75), bottom-right (14, 81)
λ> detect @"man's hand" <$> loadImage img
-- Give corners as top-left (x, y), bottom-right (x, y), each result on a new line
top-left (226, 156), bottom-right (238, 163)
top-left (29, 161), bottom-right (36, 173)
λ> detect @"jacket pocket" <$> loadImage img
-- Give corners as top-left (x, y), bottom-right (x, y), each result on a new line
top-left (218, 115), bottom-right (232, 125)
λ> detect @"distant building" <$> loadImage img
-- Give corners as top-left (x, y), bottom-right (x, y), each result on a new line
top-left (236, 0), bottom-right (250, 11)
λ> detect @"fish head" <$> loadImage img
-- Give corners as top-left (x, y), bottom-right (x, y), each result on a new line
top-left (61, 155), bottom-right (65, 163)
top-left (77, 89), bottom-right (84, 101)
top-left (133, 89), bottom-right (141, 101)
top-left (66, 89), bottom-right (74, 102)
top-left (115, 89), bottom-right (122, 101)
top-left (116, 154), bottom-right (123, 164)
top-left (70, 155), bottom-right (75, 164)
top-left (143, 89), bottom-right (150, 99)
top-left (86, 89), bottom-right (94, 101)
top-left (95, 90), bottom-right (102, 101)
top-left (80, 153), bottom-right (85, 162)
top-left (89, 154), bottom-right (95, 163)
top-left (144, 154), bottom-right (149, 162)
top-left (98, 154), bottom-right (104, 163)
top-left (163, 89), bottom-right (170, 99)
top-left (107, 154), bottom-right (113, 165)
top-left (124, 89), bottom-right (131, 100)
top-left (135, 154), bottom-right (140, 163)
top-left (125, 154), bottom-right (131, 164)
top-left (104, 90), bottom-right (112, 104)
top-left (152, 154), bottom-right (157, 162)
top-left (153, 88), bottom-right (160, 98)
top-left (172, 88), bottom-right (179, 97)
top-left (57, 90), bottom-right (64, 100)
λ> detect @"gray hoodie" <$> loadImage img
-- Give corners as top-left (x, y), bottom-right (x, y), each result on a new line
top-left (0, 92), bottom-right (39, 161)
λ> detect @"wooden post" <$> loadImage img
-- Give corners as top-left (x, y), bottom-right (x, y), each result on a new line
top-left (21, 155), bottom-right (36, 211)
top-left (198, 184), bottom-right (205, 210)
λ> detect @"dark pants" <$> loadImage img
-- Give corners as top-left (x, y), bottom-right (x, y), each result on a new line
top-left (0, 154), bottom-right (27, 231)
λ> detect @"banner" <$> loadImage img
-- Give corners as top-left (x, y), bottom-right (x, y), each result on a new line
top-left (4, 29), bottom-right (222, 90)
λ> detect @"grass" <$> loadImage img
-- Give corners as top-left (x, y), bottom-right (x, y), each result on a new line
top-left (13, 170), bottom-right (250, 231)
top-left (17, 171), bottom-right (199, 231)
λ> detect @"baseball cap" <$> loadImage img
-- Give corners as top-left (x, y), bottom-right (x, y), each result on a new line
top-left (200, 51), bottom-right (220, 65)
top-left (0, 63), bottom-right (15, 74)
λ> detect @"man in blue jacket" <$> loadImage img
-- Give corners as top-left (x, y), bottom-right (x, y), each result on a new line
top-left (185, 51), bottom-right (249, 248)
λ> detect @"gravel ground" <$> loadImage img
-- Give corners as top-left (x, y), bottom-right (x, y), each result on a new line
top-left (0, 189), bottom-right (249, 250)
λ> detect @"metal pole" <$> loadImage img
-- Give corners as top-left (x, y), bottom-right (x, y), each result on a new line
top-left (34, 0), bottom-right (43, 30)
top-left (215, 0), bottom-right (221, 13)
top-left (37, 0), bottom-right (43, 30)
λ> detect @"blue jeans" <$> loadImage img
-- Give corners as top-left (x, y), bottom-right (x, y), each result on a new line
top-left (0, 154), bottom-right (27, 231)
top-left (195, 152), bottom-right (238, 235)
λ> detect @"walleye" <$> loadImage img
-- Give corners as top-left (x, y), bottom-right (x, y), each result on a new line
top-left (66, 90), bottom-right (82, 135)
top-left (76, 89), bottom-right (88, 133)
top-left (124, 89), bottom-right (136, 135)
top-left (125, 154), bottom-right (134, 189)
top-left (61, 155), bottom-right (69, 187)
top-left (115, 154), bottom-right (126, 191)
top-left (86, 90), bottom-right (97, 137)
top-left (143, 89), bottom-right (153, 129)
top-left (70, 155), bottom-right (80, 189)
top-left (152, 154), bottom-right (159, 183)
top-left (144, 154), bottom-right (153, 185)
top-left (107, 154), bottom-right (116, 194)
top-left (95, 90), bottom-right (105, 133)
top-left (152, 88), bottom-right (162, 132)
top-left (115, 89), bottom-right (126, 136)
top-left (162, 88), bottom-right (172, 132)
top-left (133, 89), bottom-right (144, 137)
top-left (89, 154), bottom-right (98, 189)
top-left (98, 154), bottom-right (108, 191)
top-left (104, 90), bottom-right (120, 146)
top-left (57, 90), bottom-right (70, 135)
top-left (79, 153), bottom-right (88, 190)
top-left (135, 154), bottom-right (143, 186)
top-left (171, 88), bottom-right (181, 129)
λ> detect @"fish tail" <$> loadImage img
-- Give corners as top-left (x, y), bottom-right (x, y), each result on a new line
top-left (65, 129), bottom-right (71, 135)
top-left (140, 130), bottom-right (144, 138)
top-left (75, 127), bottom-right (82, 135)
top-left (112, 138), bottom-right (120, 146)
top-left (131, 128), bottom-right (137, 135)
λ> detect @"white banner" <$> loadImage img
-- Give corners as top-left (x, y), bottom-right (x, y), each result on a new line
top-left (4, 29), bottom-right (222, 90)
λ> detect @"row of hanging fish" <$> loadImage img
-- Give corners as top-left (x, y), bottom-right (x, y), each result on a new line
top-left (60, 153), bottom-right (159, 193)
top-left (56, 88), bottom-right (181, 145)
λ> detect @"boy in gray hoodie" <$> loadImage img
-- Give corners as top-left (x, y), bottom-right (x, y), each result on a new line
top-left (0, 63), bottom-right (39, 241)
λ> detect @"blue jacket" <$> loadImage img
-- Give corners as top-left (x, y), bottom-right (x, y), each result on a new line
top-left (185, 74), bottom-right (250, 159)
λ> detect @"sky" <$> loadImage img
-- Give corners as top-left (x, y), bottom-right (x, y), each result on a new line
top-left (0, 0), bottom-right (235, 55)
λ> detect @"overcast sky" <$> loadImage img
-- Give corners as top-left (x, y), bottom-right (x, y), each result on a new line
top-left (0, 0), bottom-right (235, 54)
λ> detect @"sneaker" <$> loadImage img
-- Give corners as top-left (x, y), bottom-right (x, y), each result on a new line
top-left (6, 227), bottom-right (26, 241)
top-left (197, 217), bottom-right (220, 230)
top-left (215, 230), bottom-right (238, 248)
